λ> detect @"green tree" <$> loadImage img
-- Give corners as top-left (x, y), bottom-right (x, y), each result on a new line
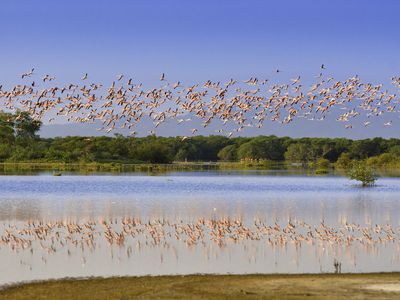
top-left (237, 141), bottom-right (263, 160)
top-left (0, 111), bottom-right (15, 144)
top-left (349, 139), bottom-right (383, 159)
top-left (134, 139), bottom-right (173, 163)
top-left (14, 111), bottom-right (42, 140)
top-left (237, 136), bottom-right (285, 160)
top-left (284, 143), bottom-right (312, 166)
top-left (174, 142), bottom-right (202, 161)
top-left (218, 145), bottom-right (237, 161)
top-left (0, 143), bottom-right (11, 161)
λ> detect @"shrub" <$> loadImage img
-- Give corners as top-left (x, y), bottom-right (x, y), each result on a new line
top-left (366, 153), bottom-right (399, 169)
top-left (335, 153), bottom-right (351, 170)
top-left (347, 162), bottom-right (377, 187)
top-left (315, 168), bottom-right (329, 175)
top-left (316, 158), bottom-right (330, 169)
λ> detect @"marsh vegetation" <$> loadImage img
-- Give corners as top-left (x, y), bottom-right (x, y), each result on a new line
top-left (1, 274), bottom-right (400, 300)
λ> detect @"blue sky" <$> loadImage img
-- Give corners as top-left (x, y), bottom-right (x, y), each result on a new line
top-left (1, 0), bottom-right (400, 138)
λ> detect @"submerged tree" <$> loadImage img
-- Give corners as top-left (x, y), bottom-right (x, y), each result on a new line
top-left (347, 161), bottom-right (377, 187)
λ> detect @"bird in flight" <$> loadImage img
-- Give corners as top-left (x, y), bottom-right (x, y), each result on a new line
top-left (1, 65), bottom-right (398, 139)
top-left (21, 68), bottom-right (34, 79)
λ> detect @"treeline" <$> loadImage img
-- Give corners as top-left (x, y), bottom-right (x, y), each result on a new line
top-left (1, 111), bottom-right (400, 168)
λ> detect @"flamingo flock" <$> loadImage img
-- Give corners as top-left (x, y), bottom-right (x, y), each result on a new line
top-left (0, 67), bottom-right (399, 139)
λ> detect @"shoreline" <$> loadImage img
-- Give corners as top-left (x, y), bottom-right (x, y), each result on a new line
top-left (1, 273), bottom-right (400, 299)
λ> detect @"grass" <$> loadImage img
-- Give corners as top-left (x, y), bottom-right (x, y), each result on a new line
top-left (1, 273), bottom-right (400, 299)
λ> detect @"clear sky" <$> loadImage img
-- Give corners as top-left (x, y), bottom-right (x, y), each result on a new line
top-left (1, 0), bottom-right (399, 138)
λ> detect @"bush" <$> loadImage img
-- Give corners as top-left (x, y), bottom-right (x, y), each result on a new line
top-left (366, 153), bottom-right (399, 169)
top-left (315, 168), bottom-right (329, 175)
top-left (389, 145), bottom-right (400, 156)
top-left (312, 158), bottom-right (330, 174)
top-left (316, 158), bottom-right (330, 169)
top-left (347, 162), bottom-right (377, 187)
top-left (335, 153), bottom-right (351, 170)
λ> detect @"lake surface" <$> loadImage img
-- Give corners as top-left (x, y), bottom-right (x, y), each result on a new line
top-left (1, 171), bottom-right (400, 285)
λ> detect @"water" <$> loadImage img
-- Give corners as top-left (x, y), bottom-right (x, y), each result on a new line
top-left (1, 171), bottom-right (400, 285)
top-left (1, 172), bottom-right (399, 223)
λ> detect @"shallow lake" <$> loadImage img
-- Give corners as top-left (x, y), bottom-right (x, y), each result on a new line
top-left (1, 171), bottom-right (400, 285)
